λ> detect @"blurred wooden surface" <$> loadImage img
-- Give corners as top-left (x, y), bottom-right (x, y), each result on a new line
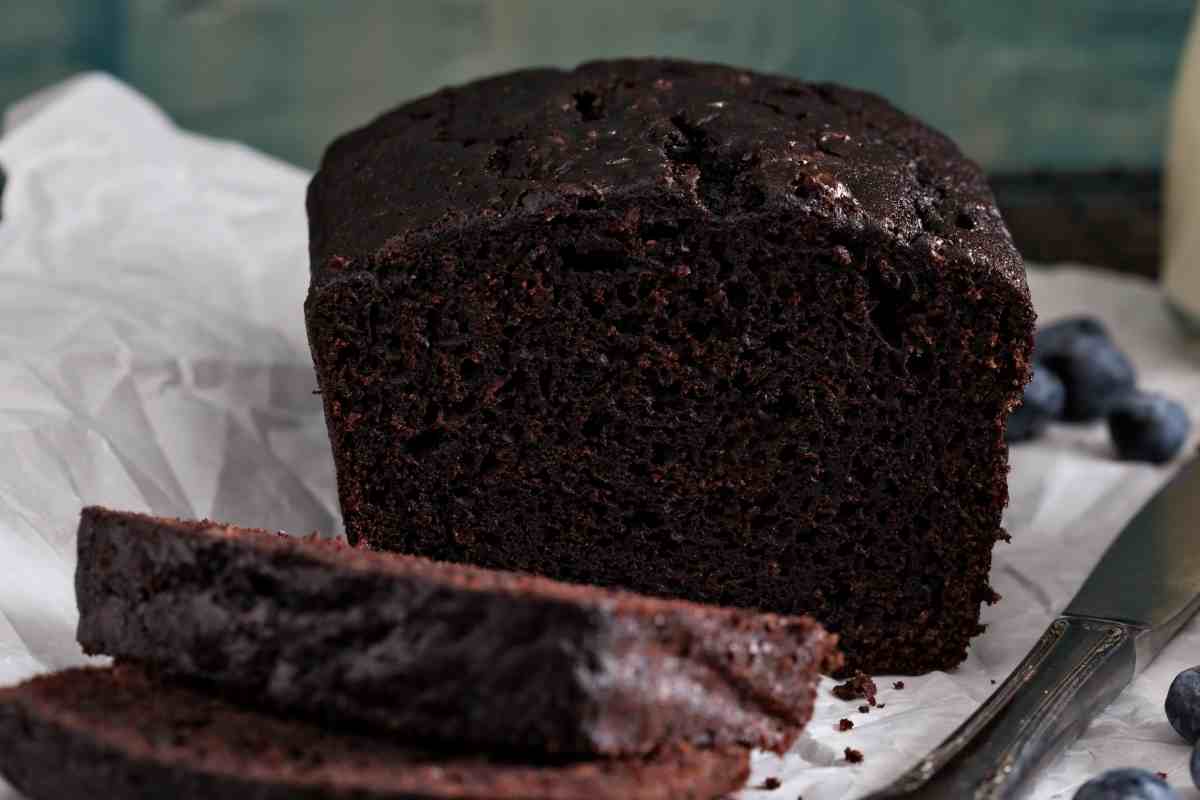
top-left (1, 1), bottom-right (1192, 172)
top-left (0, 2), bottom-right (1179, 278)
top-left (993, 171), bottom-right (1163, 278)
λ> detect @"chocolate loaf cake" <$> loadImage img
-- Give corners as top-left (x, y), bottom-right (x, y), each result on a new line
top-left (0, 665), bottom-right (749, 800)
top-left (75, 507), bottom-right (839, 757)
top-left (304, 58), bottom-right (1035, 673)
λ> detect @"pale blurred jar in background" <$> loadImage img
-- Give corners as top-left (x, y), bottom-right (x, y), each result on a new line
top-left (1165, 8), bottom-right (1200, 330)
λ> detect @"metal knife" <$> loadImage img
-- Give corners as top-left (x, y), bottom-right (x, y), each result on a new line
top-left (867, 456), bottom-right (1200, 800)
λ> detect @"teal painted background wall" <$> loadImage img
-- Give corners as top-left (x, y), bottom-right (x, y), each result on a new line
top-left (2, 1), bottom-right (1193, 171)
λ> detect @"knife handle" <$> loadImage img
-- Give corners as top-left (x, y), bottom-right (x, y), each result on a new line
top-left (867, 616), bottom-right (1140, 800)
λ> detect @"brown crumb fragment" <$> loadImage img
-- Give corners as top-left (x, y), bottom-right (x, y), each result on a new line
top-left (1156, 772), bottom-right (1167, 780)
top-left (893, 681), bottom-right (905, 690)
top-left (832, 682), bottom-right (856, 701)
top-left (833, 671), bottom-right (878, 705)
top-left (760, 776), bottom-right (782, 790)
top-left (858, 704), bottom-right (870, 713)
top-left (837, 718), bottom-right (854, 731)
top-left (845, 747), bottom-right (864, 764)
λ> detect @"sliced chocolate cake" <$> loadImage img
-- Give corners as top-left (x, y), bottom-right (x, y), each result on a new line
top-left (304, 58), bottom-right (1036, 673)
top-left (75, 507), bottom-right (840, 757)
top-left (0, 665), bottom-right (750, 800)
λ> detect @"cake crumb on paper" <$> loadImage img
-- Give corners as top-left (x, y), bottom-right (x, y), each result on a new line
top-left (833, 671), bottom-right (877, 705)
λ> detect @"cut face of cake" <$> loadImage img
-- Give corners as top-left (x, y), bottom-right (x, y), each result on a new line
top-left (304, 58), bottom-right (1036, 673)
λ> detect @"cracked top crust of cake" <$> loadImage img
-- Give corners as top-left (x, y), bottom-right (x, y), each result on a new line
top-left (307, 57), bottom-right (1025, 298)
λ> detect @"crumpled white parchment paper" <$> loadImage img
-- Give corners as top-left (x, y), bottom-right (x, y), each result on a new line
top-left (2, 74), bottom-right (1200, 800)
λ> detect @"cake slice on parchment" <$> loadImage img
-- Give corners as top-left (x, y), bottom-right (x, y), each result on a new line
top-left (304, 58), bottom-right (1036, 673)
top-left (0, 664), bottom-right (749, 800)
top-left (75, 506), bottom-right (840, 758)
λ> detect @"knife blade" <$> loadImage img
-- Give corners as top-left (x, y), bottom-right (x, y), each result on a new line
top-left (867, 456), bottom-right (1200, 800)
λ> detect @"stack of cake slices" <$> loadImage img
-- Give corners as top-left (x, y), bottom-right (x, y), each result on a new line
top-left (0, 507), bottom-right (840, 800)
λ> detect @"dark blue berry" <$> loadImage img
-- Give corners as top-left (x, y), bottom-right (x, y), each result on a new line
top-left (1036, 316), bottom-right (1110, 362)
top-left (1191, 743), bottom-right (1200, 790)
top-left (1073, 768), bottom-right (1177, 800)
top-left (1166, 667), bottom-right (1200, 743)
top-left (1042, 334), bottom-right (1137, 421)
top-left (1109, 393), bottom-right (1191, 464)
top-left (1007, 364), bottom-right (1066, 442)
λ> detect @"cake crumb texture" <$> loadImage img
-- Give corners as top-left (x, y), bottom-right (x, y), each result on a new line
top-left (0, 665), bottom-right (750, 800)
top-left (304, 58), bottom-right (1035, 674)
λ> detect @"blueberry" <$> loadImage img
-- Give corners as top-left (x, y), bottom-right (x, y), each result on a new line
top-left (1036, 316), bottom-right (1111, 361)
top-left (1042, 334), bottom-right (1137, 421)
top-left (1007, 364), bottom-right (1066, 442)
top-left (1073, 768), bottom-right (1177, 800)
top-left (1109, 392), bottom-right (1192, 464)
top-left (1166, 667), bottom-right (1200, 743)
top-left (1192, 743), bottom-right (1200, 790)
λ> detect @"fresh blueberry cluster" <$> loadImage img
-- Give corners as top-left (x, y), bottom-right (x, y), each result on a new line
top-left (1082, 665), bottom-right (1200, 797)
top-left (1008, 316), bottom-right (1191, 463)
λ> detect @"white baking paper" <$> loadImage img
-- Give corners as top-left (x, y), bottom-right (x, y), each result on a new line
top-left (2, 74), bottom-right (1200, 800)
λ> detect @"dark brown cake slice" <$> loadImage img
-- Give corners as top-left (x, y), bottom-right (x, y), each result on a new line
top-left (75, 506), bottom-right (840, 757)
top-left (0, 665), bottom-right (750, 800)
top-left (304, 58), bottom-right (1035, 674)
